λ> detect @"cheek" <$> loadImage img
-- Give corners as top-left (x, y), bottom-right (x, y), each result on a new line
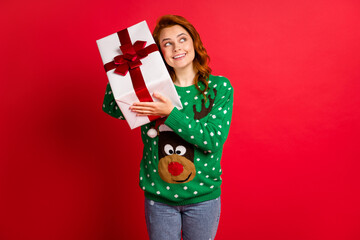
top-left (161, 48), bottom-right (170, 59)
top-left (161, 48), bottom-right (174, 65)
top-left (186, 40), bottom-right (194, 50)
top-left (186, 44), bottom-right (195, 58)
top-left (185, 43), bottom-right (195, 57)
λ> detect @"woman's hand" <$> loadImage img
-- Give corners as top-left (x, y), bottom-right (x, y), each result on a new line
top-left (129, 92), bottom-right (174, 117)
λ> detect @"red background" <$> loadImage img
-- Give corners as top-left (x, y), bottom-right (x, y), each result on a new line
top-left (1, 0), bottom-right (360, 239)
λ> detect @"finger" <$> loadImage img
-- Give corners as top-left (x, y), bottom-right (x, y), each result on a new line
top-left (133, 108), bottom-right (154, 114)
top-left (136, 113), bottom-right (155, 116)
top-left (131, 109), bottom-right (154, 114)
top-left (136, 111), bottom-right (160, 116)
top-left (130, 105), bottom-right (154, 111)
top-left (132, 102), bottom-right (156, 107)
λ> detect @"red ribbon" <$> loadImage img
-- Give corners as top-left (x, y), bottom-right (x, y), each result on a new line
top-left (104, 28), bottom-right (160, 122)
top-left (104, 39), bottom-right (158, 76)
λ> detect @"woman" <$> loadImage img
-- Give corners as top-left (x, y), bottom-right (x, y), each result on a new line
top-left (102, 15), bottom-right (233, 240)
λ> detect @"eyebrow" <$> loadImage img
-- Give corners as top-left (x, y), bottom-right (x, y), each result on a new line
top-left (161, 33), bottom-right (188, 43)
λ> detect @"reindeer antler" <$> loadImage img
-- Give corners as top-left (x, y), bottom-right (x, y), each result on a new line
top-left (193, 88), bottom-right (217, 120)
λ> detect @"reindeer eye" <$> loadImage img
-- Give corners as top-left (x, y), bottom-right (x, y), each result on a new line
top-left (175, 145), bottom-right (186, 156)
top-left (164, 144), bottom-right (174, 155)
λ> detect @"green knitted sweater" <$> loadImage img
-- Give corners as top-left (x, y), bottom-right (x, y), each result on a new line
top-left (102, 75), bottom-right (233, 205)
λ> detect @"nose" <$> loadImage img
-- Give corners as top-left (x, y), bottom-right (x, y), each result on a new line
top-left (173, 42), bottom-right (180, 52)
top-left (168, 162), bottom-right (184, 176)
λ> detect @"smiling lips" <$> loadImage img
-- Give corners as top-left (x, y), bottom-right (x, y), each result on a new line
top-left (173, 53), bottom-right (186, 60)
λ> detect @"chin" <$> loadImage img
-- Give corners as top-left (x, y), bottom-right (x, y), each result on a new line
top-left (173, 61), bottom-right (193, 71)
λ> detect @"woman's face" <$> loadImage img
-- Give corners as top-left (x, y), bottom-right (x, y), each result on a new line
top-left (158, 25), bottom-right (195, 71)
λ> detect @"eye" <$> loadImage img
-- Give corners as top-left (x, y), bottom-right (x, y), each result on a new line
top-left (164, 42), bottom-right (172, 47)
top-left (175, 145), bottom-right (186, 155)
top-left (179, 37), bottom-right (186, 43)
top-left (164, 144), bottom-right (174, 155)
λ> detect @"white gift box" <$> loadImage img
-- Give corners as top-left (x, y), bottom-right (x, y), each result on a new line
top-left (96, 21), bottom-right (182, 129)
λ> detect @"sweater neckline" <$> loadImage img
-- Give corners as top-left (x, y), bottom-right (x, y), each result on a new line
top-left (174, 84), bottom-right (198, 93)
top-left (174, 75), bottom-right (212, 93)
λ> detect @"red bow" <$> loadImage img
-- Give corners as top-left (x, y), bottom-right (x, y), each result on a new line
top-left (111, 41), bottom-right (156, 76)
top-left (102, 28), bottom-right (161, 123)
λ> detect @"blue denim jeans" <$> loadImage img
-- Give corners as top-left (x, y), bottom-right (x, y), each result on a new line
top-left (144, 197), bottom-right (221, 240)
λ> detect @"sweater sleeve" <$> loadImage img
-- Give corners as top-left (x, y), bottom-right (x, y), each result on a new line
top-left (164, 77), bottom-right (233, 153)
top-left (102, 82), bottom-right (125, 119)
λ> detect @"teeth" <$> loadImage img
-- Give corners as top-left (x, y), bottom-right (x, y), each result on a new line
top-left (174, 54), bottom-right (186, 59)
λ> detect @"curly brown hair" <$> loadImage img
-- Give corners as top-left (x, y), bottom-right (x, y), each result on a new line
top-left (153, 15), bottom-right (212, 99)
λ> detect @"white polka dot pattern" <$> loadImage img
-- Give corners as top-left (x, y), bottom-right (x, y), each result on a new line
top-left (132, 76), bottom-right (232, 204)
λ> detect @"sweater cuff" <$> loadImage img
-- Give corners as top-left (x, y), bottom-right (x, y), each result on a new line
top-left (164, 107), bottom-right (184, 130)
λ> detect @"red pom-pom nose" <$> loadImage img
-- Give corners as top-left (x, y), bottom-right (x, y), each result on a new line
top-left (168, 162), bottom-right (184, 176)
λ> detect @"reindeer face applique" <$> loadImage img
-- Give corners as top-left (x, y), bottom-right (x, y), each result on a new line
top-left (158, 131), bottom-right (196, 184)
top-left (156, 88), bottom-right (218, 184)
